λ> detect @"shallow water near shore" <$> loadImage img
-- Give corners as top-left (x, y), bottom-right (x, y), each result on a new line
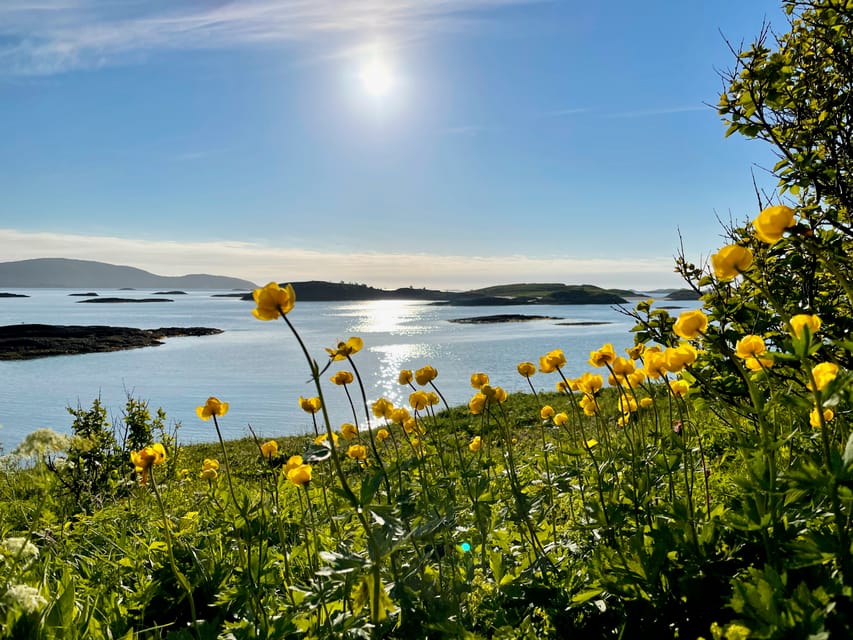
top-left (0, 289), bottom-right (682, 451)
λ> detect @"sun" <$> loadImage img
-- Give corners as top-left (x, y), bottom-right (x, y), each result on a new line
top-left (359, 58), bottom-right (393, 98)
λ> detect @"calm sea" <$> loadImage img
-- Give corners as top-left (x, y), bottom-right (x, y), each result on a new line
top-left (0, 289), bottom-right (683, 451)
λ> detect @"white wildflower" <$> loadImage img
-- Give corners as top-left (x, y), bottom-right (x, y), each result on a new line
top-left (3, 584), bottom-right (48, 614)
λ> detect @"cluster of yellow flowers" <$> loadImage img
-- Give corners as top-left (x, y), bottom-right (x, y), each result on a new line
top-left (710, 204), bottom-right (796, 281)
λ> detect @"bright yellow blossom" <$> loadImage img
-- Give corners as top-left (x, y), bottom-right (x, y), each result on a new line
top-left (639, 397), bottom-right (653, 408)
top-left (200, 458), bottom-right (219, 480)
top-left (711, 244), bottom-right (753, 280)
top-left (326, 337), bottom-right (363, 361)
top-left (469, 393), bottom-right (487, 415)
top-left (398, 369), bottom-right (413, 385)
top-left (130, 443), bottom-right (166, 484)
top-left (196, 397), bottom-right (229, 421)
top-left (376, 428), bottom-right (390, 442)
top-left (669, 379), bottom-right (690, 397)
top-left (517, 362), bottom-right (536, 377)
top-left (539, 349), bottom-right (566, 373)
top-left (735, 335), bottom-right (767, 359)
top-left (664, 343), bottom-right (698, 372)
top-left (347, 444), bottom-right (367, 460)
top-left (415, 365), bottom-right (438, 386)
top-left (673, 309), bottom-right (708, 340)
top-left (810, 406), bottom-right (834, 428)
top-left (790, 314), bottom-right (821, 340)
top-left (314, 432), bottom-right (339, 446)
top-left (811, 362), bottom-right (839, 391)
top-left (286, 464), bottom-right (312, 486)
top-left (470, 372), bottom-right (489, 389)
top-left (469, 436), bottom-right (482, 452)
top-left (589, 343), bottom-right (616, 368)
top-left (260, 440), bottom-right (278, 459)
top-left (626, 343), bottom-right (645, 360)
top-left (540, 405), bottom-right (555, 420)
top-left (372, 397), bottom-right (394, 419)
top-left (553, 412), bottom-right (569, 427)
top-left (576, 372), bottom-right (604, 395)
top-left (409, 391), bottom-right (430, 411)
top-left (299, 396), bottom-right (322, 414)
top-left (753, 204), bottom-right (795, 244)
top-left (611, 356), bottom-right (635, 376)
top-left (252, 282), bottom-right (295, 320)
top-left (643, 351), bottom-right (668, 379)
top-left (341, 423), bottom-right (358, 440)
top-left (330, 370), bottom-right (354, 385)
top-left (390, 407), bottom-right (410, 423)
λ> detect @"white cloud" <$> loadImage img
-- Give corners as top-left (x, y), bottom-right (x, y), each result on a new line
top-left (0, 0), bottom-right (544, 75)
top-left (0, 228), bottom-right (683, 290)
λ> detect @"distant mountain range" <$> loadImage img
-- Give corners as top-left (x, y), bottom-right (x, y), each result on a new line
top-left (0, 258), bottom-right (256, 290)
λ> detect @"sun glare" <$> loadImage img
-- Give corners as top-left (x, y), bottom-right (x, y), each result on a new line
top-left (359, 58), bottom-right (393, 97)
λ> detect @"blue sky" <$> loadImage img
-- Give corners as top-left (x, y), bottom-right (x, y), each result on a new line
top-left (0, 0), bottom-right (787, 290)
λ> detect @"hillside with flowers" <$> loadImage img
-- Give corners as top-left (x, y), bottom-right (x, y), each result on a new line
top-left (1, 2), bottom-right (853, 639)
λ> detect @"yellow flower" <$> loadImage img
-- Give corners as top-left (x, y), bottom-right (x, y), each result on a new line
top-left (200, 458), bottom-right (219, 481)
top-left (626, 344), bottom-right (645, 361)
top-left (286, 464), bottom-right (312, 486)
top-left (643, 351), bottom-right (668, 379)
top-left (639, 397), bottom-right (653, 408)
top-left (330, 370), bottom-right (354, 385)
top-left (398, 369), bottom-right (413, 385)
top-left (130, 443), bottom-right (166, 484)
top-left (588, 343), bottom-right (616, 368)
top-left (390, 407), bottom-right (410, 423)
top-left (789, 314), bottom-right (821, 340)
top-left (539, 349), bottom-right (566, 373)
top-left (673, 309), bottom-right (708, 340)
top-left (470, 372), bottom-right (490, 389)
top-left (576, 372), bottom-right (604, 395)
top-left (409, 391), bottom-right (430, 411)
top-left (341, 423), bottom-right (359, 440)
top-left (468, 392), bottom-right (487, 415)
top-left (376, 428), bottom-right (390, 442)
top-left (326, 337), bottom-right (364, 361)
top-left (415, 365), bottom-right (438, 386)
top-left (579, 394), bottom-right (599, 416)
top-left (252, 282), bottom-right (295, 320)
top-left (469, 436), bottom-right (482, 452)
top-left (663, 343), bottom-right (698, 372)
top-left (753, 204), bottom-right (795, 244)
top-left (299, 396), bottom-right (322, 414)
top-left (540, 405), bottom-right (555, 420)
top-left (493, 386), bottom-right (508, 403)
top-left (585, 438), bottom-right (598, 449)
top-left (611, 356), bottom-right (635, 376)
top-left (371, 397), bottom-right (394, 419)
top-left (628, 370), bottom-right (646, 387)
top-left (618, 395), bottom-right (638, 413)
top-left (556, 380), bottom-right (570, 393)
top-left (347, 444), bottom-right (368, 460)
top-left (196, 397), bottom-right (229, 421)
top-left (283, 455), bottom-right (303, 474)
top-left (553, 412), bottom-right (569, 427)
top-left (810, 406), bottom-right (834, 428)
top-left (314, 432), bottom-right (339, 446)
top-left (260, 440), bottom-right (279, 459)
top-left (427, 391), bottom-right (440, 406)
top-left (711, 244), bottom-right (753, 280)
top-left (403, 418), bottom-right (419, 434)
top-left (517, 362), bottom-right (536, 377)
top-left (811, 362), bottom-right (839, 391)
top-left (669, 379), bottom-right (690, 397)
top-left (734, 335), bottom-right (767, 359)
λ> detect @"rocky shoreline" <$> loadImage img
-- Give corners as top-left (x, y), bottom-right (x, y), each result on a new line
top-left (0, 324), bottom-right (223, 360)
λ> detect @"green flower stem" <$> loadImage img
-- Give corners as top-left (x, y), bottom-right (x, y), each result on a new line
top-left (148, 467), bottom-right (198, 639)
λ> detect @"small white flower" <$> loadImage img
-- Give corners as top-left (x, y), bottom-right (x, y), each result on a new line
top-left (4, 584), bottom-right (47, 614)
top-left (1, 537), bottom-right (39, 569)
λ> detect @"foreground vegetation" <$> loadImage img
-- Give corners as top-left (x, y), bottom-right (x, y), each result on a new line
top-left (3, 1), bottom-right (853, 637)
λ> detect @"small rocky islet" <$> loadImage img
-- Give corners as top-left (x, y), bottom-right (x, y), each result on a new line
top-left (0, 324), bottom-right (223, 360)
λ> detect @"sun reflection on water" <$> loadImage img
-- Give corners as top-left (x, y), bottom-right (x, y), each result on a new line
top-left (338, 300), bottom-right (435, 335)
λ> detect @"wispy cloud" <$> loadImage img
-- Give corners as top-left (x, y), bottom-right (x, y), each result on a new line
top-left (0, 228), bottom-right (681, 290)
top-left (604, 105), bottom-right (709, 118)
top-left (0, 0), bottom-right (544, 76)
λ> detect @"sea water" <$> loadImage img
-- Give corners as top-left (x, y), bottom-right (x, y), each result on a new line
top-left (0, 290), bottom-right (683, 451)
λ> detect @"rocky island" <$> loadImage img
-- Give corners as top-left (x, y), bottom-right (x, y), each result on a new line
top-left (0, 324), bottom-right (223, 360)
top-left (449, 314), bottom-right (561, 324)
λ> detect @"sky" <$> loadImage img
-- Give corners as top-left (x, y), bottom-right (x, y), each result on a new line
top-left (0, 0), bottom-right (789, 291)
